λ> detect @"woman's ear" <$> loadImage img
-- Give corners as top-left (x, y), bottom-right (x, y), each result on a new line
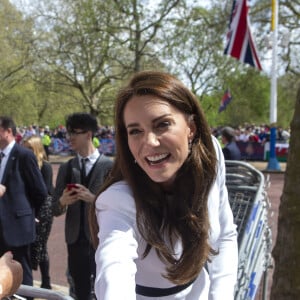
top-left (188, 115), bottom-right (197, 140)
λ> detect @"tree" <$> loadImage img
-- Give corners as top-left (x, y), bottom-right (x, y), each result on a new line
top-left (251, 0), bottom-right (300, 76)
top-left (7, 0), bottom-right (297, 127)
top-left (25, 0), bottom-right (182, 121)
top-left (279, 2), bottom-right (300, 75)
top-left (200, 67), bottom-right (271, 128)
top-left (111, 0), bottom-right (181, 72)
top-left (27, 0), bottom-right (125, 120)
top-left (0, 0), bottom-right (32, 87)
top-left (270, 82), bottom-right (300, 299)
top-left (161, 4), bottom-right (229, 97)
top-left (0, 0), bottom-right (36, 123)
top-left (277, 74), bottom-right (298, 128)
top-left (0, 0), bottom-right (74, 125)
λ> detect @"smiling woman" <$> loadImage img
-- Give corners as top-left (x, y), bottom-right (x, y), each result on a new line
top-left (124, 94), bottom-right (195, 190)
top-left (89, 71), bottom-right (238, 300)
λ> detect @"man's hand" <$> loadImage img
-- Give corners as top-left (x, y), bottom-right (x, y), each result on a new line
top-left (0, 252), bottom-right (23, 298)
top-left (60, 184), bottom-right (95, 207)
top-left (72, 184), bottom-right (96, 203)
top-left (59, 186), bottom-right (81, 207)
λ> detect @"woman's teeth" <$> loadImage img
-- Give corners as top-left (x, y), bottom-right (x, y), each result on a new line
top-left (146, 153), bottom-right (169, 164)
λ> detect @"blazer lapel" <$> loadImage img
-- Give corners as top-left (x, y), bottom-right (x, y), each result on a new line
top-left (87, 155), bottom-right (103, 188)
top-left (71, 157), bottom-right (81, 183)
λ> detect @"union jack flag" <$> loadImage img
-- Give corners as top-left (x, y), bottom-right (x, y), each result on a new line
top-left (219, 89), bottom-right (232, 113)
top-left (224, 0), bottom-right (262, 71)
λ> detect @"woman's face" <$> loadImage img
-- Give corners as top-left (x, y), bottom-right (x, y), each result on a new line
top-left (123, 94), bottom-right (195, 190)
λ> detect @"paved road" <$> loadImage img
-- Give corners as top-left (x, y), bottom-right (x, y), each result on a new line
top-left (33, 159), bottom-right (285, 299)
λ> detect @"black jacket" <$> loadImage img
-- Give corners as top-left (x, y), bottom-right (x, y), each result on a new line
top-left (222, 141), bottom-right (241, 160)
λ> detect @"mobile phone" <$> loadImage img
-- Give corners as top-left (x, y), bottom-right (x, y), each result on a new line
top-left (67, 183), bottom-right (78, 191)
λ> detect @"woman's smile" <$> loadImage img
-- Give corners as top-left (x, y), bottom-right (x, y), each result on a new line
top-left (145, 152), bottom-right (171, 165)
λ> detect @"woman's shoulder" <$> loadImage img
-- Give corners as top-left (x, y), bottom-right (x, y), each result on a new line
top-left (96, 181), bottom-right (135, 214)
top-left (211, 135), bottom-right (226, 179)
top-left (105, 180), bottom-right (132, 193)
top-left (211, 134), bottom-right (222, 159)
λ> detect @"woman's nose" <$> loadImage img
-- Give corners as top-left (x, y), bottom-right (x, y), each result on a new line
top-left (144, 132), bottom-right (160, 146)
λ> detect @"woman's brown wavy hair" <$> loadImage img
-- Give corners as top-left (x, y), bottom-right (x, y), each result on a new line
top-left (89, 71), bottom-right (217, 285)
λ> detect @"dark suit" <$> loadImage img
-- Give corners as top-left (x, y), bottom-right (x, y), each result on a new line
top-left (0, 143), bottom-right (48, 287)
top-left (53, 153), bottom-right (113, 300)
top-left (222, 141), bottom-right (241, 160)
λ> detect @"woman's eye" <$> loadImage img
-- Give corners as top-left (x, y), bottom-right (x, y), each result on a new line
top-left (128, 128), bottom-right (141, 135)
top-left (157, 121), bottom-right (170, 129)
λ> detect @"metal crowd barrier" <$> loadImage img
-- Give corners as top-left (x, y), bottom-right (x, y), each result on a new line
top-left (14, 284), bottom-right (74, 300)
top-left (225, 161), bottom-right (272, 300)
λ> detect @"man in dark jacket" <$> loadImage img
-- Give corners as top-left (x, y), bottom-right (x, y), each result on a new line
top-left (0, 116), bottom-right (47, 297)
top-left (221, 126), bottom-right (241, 160)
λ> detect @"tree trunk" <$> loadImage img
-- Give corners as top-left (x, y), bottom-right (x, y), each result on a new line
top-left (271, 83), bottom-right (300, 299)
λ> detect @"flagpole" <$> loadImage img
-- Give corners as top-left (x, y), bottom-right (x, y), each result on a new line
top-left (266, 0), bottom-right (281, 171)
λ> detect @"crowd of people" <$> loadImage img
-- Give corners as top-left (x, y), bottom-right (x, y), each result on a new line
top-left (0, 70), bottom-right (290, 299)
top-left (14, 122), bottom-right (290, 161)
top-left (15, 124), bottom-right (115, 156)
top-left (212, 124), bottom-right (291, 145)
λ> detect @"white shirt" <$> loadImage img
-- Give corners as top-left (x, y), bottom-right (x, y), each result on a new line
top-left (94, 137), bottom-right (238, 299)
top-left (78, 149), bottom-right (100, 177)
top-left (0, 140), bottom-right (15, 183)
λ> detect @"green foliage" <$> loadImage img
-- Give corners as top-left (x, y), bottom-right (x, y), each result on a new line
top-left (202, 69), bottom-right (295, 129)
top-left (277, 74), bottom-right (298, 128)
top-left (2, 0), bottom-right (297, 129)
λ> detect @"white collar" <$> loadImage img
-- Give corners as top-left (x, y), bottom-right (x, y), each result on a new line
top-left (1, 140), bottom-right (16, 157)
top-left (78, 149), bottom-right (100, 161)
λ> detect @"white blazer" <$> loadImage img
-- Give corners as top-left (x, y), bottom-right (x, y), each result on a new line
top-left (94, 136), bottom-right (238, 299)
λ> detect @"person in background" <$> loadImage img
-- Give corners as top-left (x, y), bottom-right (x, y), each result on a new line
top-left (92, 135), bottom-right (100, 149)
top-left (277, 126), bottom-right (290, 143)
top-left (0, 116), bottom-right (48, 300)
top-left (42, 129), bottom-right (52, 160)
top-left (257, 125), bottom-right (269, 144)
top-left (237, 128), bottom-right (249, 142)
top-left (221, 126), bottom-right (241, 161)
top-left (90, 71), bottom-right (238, 299)
top-left (22, 135), bottom-right (54, 289)
top-left (53, 113), bottom-right (113, 300)
top-left (0, 251), bottom-right (23, 299)
top-left (23, 125), bottom-right (36, 139)
top-left (15, 128), bottom-right (23, 144)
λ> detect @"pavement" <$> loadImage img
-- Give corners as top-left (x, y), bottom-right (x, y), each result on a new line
top-left (32, 155), bottom-right (285, 299)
